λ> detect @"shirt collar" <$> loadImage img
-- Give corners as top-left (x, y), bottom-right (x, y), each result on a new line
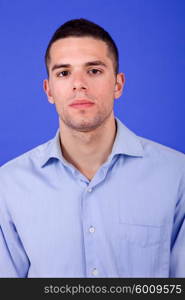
top-left (111, 117), bottom-right (144, 158)
top-left (40, 129), bottom-right (63, 168)
top-left (40, 117), bottom-right (144, 168)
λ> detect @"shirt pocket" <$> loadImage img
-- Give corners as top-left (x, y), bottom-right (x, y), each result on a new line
top-left (118, 223), bottom-right (165, 277)
top-left (119, 223), bottom-right (163, 247)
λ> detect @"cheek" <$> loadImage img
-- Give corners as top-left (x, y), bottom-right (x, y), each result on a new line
top-left (91, 77), bottom-right (114, 94)
top-left (50, 80), bottom-right (69, 98)
top-left (97, 83), bottom-right (115, 102)
top-left (53, 85), bottom-right (65, 98)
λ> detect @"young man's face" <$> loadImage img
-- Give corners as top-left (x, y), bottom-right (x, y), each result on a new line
top-left (44, 37), bottom-right (125, 132)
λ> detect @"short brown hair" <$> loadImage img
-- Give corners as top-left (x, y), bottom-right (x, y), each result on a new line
top-left (45, 18), bottom-right (119, 76)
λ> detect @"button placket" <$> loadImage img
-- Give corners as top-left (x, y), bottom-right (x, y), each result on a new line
top-left (83, 184), bottom-right (99, 277)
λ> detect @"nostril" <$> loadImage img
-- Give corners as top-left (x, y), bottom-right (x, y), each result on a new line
top-left (73, 85), bottom-right (87, 90)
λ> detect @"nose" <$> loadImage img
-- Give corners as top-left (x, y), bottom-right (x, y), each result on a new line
top-left (72, 72), bottom-right (88, 91)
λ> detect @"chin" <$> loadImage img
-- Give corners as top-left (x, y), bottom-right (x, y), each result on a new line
top-left (67, 119), bottom-right (102, 132)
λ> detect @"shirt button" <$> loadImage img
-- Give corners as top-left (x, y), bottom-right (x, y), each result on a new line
top-left (87, 188), bottom-right (92, 192)
top-left (92, 268), bottom-right (98, 276)
top-left (89, 226), bottom-right (95, 233)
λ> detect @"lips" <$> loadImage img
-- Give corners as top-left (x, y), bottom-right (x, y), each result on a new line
top-left (69, 99), bottom-right (95, 109)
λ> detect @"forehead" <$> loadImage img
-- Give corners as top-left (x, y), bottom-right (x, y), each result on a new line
top-left (49, 37), bottom-right (112, 64)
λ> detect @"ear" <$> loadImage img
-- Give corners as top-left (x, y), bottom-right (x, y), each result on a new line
top-left (114, 72), bottom-right (125, 99)
top-left (43, 79), bottom-right (55, 104)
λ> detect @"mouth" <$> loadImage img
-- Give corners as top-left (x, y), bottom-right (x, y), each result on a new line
top-left (69, 99), bottom-right (95, 109)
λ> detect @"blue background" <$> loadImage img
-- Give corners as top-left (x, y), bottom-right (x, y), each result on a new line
top-left (0, 0), bottom-right (184, 166)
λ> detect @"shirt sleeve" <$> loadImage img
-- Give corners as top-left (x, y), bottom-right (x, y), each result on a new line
top-left (0, 195), bottom-right (30, 278)
top-left (170, 168), bottom-right (185, 277)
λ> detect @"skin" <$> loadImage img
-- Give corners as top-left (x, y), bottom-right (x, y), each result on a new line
top-left (44, 37), bottom-right (125, 180)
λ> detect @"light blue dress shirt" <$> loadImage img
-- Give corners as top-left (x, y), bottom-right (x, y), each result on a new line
top-left (0, 118), bottom-right (185, 278)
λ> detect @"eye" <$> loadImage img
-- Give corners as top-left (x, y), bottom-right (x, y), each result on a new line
top-left (57, 70), bottom-right (70, 77)
top-left (88, 68), bottom-right (102, 75)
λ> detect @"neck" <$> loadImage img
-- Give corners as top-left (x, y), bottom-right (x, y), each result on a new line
top-left (59, 114), bottom-right (117, 180)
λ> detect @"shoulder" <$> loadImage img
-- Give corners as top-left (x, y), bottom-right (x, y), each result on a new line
top-left (139, 135), bottom-right (185, 161)
top-left (0, 138), bottom-right (53, 179)
top-left (138, 135), bottom-right (185, 177)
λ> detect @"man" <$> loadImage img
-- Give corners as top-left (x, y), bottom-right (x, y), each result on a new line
top-left (0, 19), bottom-right (184, 278)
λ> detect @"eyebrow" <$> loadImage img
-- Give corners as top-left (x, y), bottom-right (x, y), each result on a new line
top-left (51, 60), bottom-right (107, 72)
